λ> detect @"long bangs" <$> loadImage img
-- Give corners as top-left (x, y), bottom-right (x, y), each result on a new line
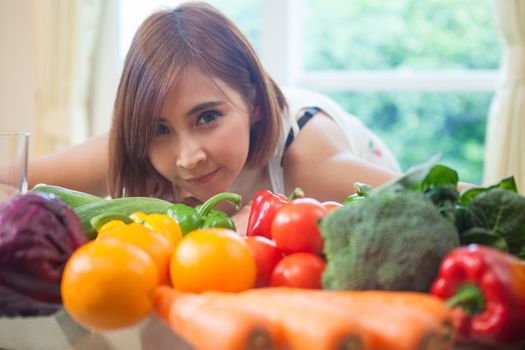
top-left (110, 11), bottom-right (189, 197)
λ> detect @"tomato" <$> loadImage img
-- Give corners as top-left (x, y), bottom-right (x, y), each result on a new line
top-left (322, 200), bottom-right (343, 213)
top-left (245, 236), bottom-right (284, 287)
top-left (170, 228), bottom-right (256, 292)
top-left (271, 199), bottom-right (328, 255)
top-left (270, 252), bottom-right (326, 289)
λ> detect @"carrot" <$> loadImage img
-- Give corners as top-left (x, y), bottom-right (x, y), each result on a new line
top-left (243, 288), bottom-right (455, 350)
top-left (321, 291), bottom-right (455, 350)
top-left (337, 290), bottom-right (456, 346)
top-left (152, 286), bottom-right (279, 350)
top-left (153, 285), bottom-right (455, 350)
top-left (205, 290), bottom-right (370, 350)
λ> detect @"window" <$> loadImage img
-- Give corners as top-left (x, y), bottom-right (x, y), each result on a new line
top-left (270, 0), bottom-right (499, 183)
top-left (117, 0), bottom-right (500, 183)
top-left (303, 0), bottom-right (500, 71)
top-left (118, 0), bottom-right (261, 64)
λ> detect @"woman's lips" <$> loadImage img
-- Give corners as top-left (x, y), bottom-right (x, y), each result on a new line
top-left (186, 169), bottom-right (219, 186)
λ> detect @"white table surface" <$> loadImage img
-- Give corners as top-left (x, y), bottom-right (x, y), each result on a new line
top-left (0, 310), bottom-right (520, 350)
top-left (0, 310), bottom-right (191, 350)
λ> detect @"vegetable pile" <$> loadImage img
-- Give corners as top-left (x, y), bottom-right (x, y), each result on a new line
top-left (320, 156), bottom-right (525, 348)
top-left (2, 158), bottom-right (524, 350)
top-left (342, 157), bottom-right (525, 259)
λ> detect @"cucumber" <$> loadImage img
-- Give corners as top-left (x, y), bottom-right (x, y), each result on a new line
top-left (74, 197), bottom-right (174, 240)
top-left (31, 184), bottom-right (104, 208)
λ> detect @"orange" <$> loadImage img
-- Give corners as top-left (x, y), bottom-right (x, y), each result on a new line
top-left (98, 223), bottom-right (172, 285)
top-left (170, 228), bottom-right (256, 293)
top-left (61, 239), bottom-right (158, 331)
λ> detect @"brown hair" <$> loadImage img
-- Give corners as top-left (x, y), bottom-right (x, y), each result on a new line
top-left (108, 1), bottom-right (287, 198)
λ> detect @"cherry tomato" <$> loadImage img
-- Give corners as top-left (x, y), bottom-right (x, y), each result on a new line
top-left (271, 199), bottom-right (328, 255)
top-left (245, 236), bottom-right (284, 287)
top-left (322, 201), bottom-right (343, 213)
top-left (170, 228), bottom-right (256, 292)
top-left (270, 252), bottom-right (326, 289)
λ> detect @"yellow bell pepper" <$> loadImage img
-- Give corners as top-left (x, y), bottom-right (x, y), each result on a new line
top-left (92, 211), bottom-right (182, 249)
top-left (129, 211), bottom-right (183, 248)
top-left (98, 219), bottom-right (126, 234)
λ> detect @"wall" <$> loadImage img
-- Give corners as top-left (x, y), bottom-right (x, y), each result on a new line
top-left (0, 0), bottom-right (36, 140)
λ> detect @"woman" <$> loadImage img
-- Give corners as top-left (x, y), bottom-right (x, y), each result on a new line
top-left (28, 2), bottom-right (401, 232)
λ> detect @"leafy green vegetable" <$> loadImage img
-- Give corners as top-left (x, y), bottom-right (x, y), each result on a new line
top-left (459, 176), bottom-right (518, 206)
top-left (371, 156), bottom-right (460, 223)
top-left (423, 185), bottom-right (458, 223)
top-left (457, 189), bottom-right (525, 257)
top-left (418, 164), bottom-right (458, 191)
top-left (459, 227), bottom-right (509, 252)
top-left (342, 156), bottom-right (525, 260)
top-left (374, 154), bottom-right (442, 194)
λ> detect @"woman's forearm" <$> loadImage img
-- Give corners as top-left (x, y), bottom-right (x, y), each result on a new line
top-left (28, 133), bottom-right (109, 196)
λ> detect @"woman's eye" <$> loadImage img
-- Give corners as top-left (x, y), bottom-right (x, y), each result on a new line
top-left (156, 123), bottom-right (170, 136)
top-left (197, 110), bottom-right (222, 125)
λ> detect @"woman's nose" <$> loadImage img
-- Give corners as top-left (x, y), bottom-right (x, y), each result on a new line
top-left (175, 138), bottom-right (207, 169)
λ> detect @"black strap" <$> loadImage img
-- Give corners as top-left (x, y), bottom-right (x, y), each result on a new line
top-left (280, 107), bottom-right (321, 166)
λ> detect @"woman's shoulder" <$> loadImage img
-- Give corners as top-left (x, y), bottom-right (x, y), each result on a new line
top-left (281, 87), bottom-right (350, 119)
top-left (280, 86), bottom-right (360, 151)
top-left (280, 87), bottom-right (401, 173)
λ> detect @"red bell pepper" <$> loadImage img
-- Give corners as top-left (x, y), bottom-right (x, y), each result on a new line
top-left (245, 188), bottom-right (303, 239)
top-left (431, 244), bottom-right (525, 346)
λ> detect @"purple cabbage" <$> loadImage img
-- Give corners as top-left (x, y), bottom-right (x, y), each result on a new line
top-left (0, 193), bottom-right (86, 317)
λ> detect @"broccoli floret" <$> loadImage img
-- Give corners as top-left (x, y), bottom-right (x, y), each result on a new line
top-left (321, 191), bottom-right (459, 292)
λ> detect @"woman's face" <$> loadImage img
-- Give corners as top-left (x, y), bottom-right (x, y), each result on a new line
top-left (147, 67), bottom-right (253, 202)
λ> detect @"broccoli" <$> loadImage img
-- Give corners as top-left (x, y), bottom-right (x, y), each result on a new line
top-left (321, 191), bottom-right (459, 292)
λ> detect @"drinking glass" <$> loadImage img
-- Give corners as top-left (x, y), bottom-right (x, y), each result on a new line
top-left (0, 132), bottom-right (29, 202)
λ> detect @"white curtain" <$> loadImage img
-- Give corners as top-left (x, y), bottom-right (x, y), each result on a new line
top-left (32, 0), bottom-right (104, 156)
top-left (483, 0), bottom-right (525, 193)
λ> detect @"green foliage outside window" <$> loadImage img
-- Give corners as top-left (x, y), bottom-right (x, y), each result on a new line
top-left (303, 0), bottom-right (500, 70)
top-left (320, 91), bottom-right (491, 183)
top-left (303, 0), bottom-right (501, 184)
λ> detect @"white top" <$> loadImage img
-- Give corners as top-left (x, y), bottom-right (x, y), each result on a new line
top-left (268, 87), bottom-right (401, 194)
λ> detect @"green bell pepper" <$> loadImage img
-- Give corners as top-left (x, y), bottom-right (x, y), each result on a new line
top-left (166, 192), bottom-right (241, 235)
